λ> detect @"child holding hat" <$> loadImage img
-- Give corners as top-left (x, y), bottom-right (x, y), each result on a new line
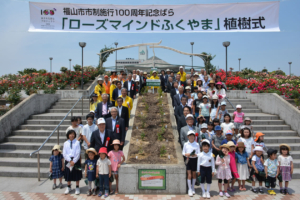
top-left (49, 145), bottom-right (64, 190)
top-left (96, 147), bottom-right (112, 198)
top-left (236, 142), bottom-right (250, 191)
top-left (85, 148), bottom-right (98, 196)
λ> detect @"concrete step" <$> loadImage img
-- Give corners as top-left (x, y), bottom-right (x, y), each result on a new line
top-left (12, 130), bottom-right (66, 136)
top-left (252, 125), bottom-right (291, 131)
top-left (244, 115), bottom-right (279, 120)
top-left (0, 149), bottom-right (51, 159)
top-left (227, 109), bottom-right (262, 113)
top-left (25, 119), bottom-right (75, 125)
top-left (47, 109), bottom-right (90, 113)
top-left (4, 136), bottom-right (66, 143)
top-left (30, 113), bottom-right (84, 120)
top-left (0, 166), bottom-right (50, 178)
top-left (226, 99), bottom-right (252, 102)
top-left (251, 120), bottom-right (285, 125)
top-left (256, 130), bottom-right (298, 137)
top-left (266, 144), bottom-right (300, 151)
top-left (19, 124), bottom-right (71, 130)
top-left (58, 99), bottom-right (91, 103)
top-left (264, 136), bottom-right (300, 144)
top-left (51, 104), bottom-right (90, 109)
top-left (0, 142), bottom-right (64, 151)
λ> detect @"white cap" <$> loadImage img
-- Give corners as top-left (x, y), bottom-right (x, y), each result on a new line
top-left (201, 139), bottom-right (210, 145)
top-left (187, 130), bottom-right (195, 136)
top-left (236, 104), bottom-right (242, 109)
top-left (185, 86), bottom-right (191, 90)
top-left (179, 66), bottom-right (183, 69)
top-left (89, 110), bottom-right (95, 113)
top-left (253, 146), bottom-right (264, 153)
top-left (166, 69), bottom-right (171, 72)
top-left (153, 70), bottom-right (157, 73)
top-left (97, 77), bottom-right (103, 81)
top-left (201, 123), bottom-right (208, 129)
top-left (212, 95), bottom-right (218, 100)
top-left (185, 114), bottom-right (194, 120)
top-left (203, 95), bottom-right (208, 99)
top-left (97, 118), bottom-right (106, 125)
top-left (221, 101), bottom-right (227, 106)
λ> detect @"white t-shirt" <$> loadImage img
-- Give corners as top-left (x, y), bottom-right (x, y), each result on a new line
top-left (221, 122), bottom-right (235, 134)
top-left (237, 137), bottom-right (254, 155)
top-left (278, 155), bottom-right (293, 167)
top-left (82, 124), bottom-right (98, 149)
top-left (199, 103), bottom-right (211, 117)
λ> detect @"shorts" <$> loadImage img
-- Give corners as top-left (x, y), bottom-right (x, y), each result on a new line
top-left (266, 176), bottom-right (276, 188)
top-left (234, 122), bottom-right (243, 130)
top-left (185, 157), bottom-right (198, 171)
top-left (112, 171), bottom-right (118, 175)
top-left (200, 166), bottom-right (212, 184)
top-left (251, 169), bottom-right (265, 182)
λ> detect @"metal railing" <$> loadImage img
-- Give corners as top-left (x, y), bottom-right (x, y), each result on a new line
top-left (30, 90), bottom-right (94, 181)
top-left (225, 96), bottom-right (236, 111)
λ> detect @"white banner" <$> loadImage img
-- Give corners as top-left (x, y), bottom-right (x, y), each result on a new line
top-left (29, 1), bottom-right (280, 33)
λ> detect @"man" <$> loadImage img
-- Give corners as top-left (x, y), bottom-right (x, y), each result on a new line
top-left (176, 106), bottom-right (191, 135)
top-left (177, 66), bottom-right (187, 82)
top-left (110, 78), bottom-right (118, 105)
top-left (190, 68), bottom-right (195, 77)
top-left (180, 114), bottom-right (200, 147)
top-left (136, 69), bottom-right (141, 83)
top-left (173, 85), bottom-right (187, 108)
top-left (94, 77), bottom-right (106, 102)
top-left (119, 69), bottom-right (124, 76)
top-left (199, 69), bottom-right (205, 81)
top-left (170, 72), bottom-right (175, 83)
top-left (174, 96), bottom-right (190, 120)
top-left (105, 107), bottom-right (125, 150)
top-left (170, 81), bottom-right (179, 106)
top-left (122, 73), bottom-right (127, 84)
top-left (176, 74), bottom-right (185, 88)
top-left (115, 88), bottom-right (133, 118)
top-left (141, 72), bottom-right (147, 91)
top-left (103, 75), bottom-right (111, 95)
top-left (149, 71), bottom-right (160, 90)
top-left (166, 69), bottom-right (171, 76)
top-left (186, 79), bottom-right (193, 92)
top-left (166, 76), bottom-right (174, 93)
top-left (186, 74), bottom-right (191, 81)
top-left (116, 97), bottom-right (129, 131)
top-left (112, 81), bottom-right (122, 103)
top-left (95, 94), bottom-right (112, 120)
top-left (90, 118), bottom-right (112, 155)
top-left (123, 73), bottom-right (136, 99)
top-left (160, 69), bottom-right (168, 92)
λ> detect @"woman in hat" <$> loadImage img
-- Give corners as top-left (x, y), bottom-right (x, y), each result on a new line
top-left (278, 144), bottom-right (293, 194)
top-left (150, 70), bottom-right (160, 90)
top-left (94, 77), bottom-right (106, 102)
top-left (216, 82), bottom-right (226, 102)
top-left (49, 145), bottom-right (64, 190)
top-left (207, 80), bottom-right (216, 100)
top-left (196, 79), bottom-right (204, 91)
top-left (110, 78), bottom-right (118, 106)
top-left (63, 130), bottom-right (82, 195)
top-left (90, 93), bottom-right (101, 111)
top-left (110, 70), bottom-right (118, 81)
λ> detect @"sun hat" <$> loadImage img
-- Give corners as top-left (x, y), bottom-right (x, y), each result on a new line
top-left (254, 132), bottom-right (264, 142)
top-left (112, 78), bottom-right (118, 82)
top-left (143, 72), bottom-right (147, 75)
top-left (99, 147), bottom-right (108, 155)
top-left (216, 81), bottom-right (222, 85)
top-left (166, 69), bottom-right (171, 72)
top-left (212, 95), bottom-right (218, 100)
top-left (227, 141), bottom-right (236, 147)
top-left (203, 95), bottom-right (208, 99)
top-left (111, 139), bottom-right (121, 145)
top-left (201, 123), bottom-right (208, 129)
top-left (104, 75), bottom-right (109, 78)
top-left (187, 130), bottom-right (195, 136)
top-left (253, 146), bottom-right (264, 153)
top-left (198, 115), bottom-right (204, 118)
top-left (179, 66), bottom-right (183, 69)
top-left (279, 143), bottom-right (291, 151)
top-left (97, 77), bottom-right (103, 81)
top-left (97, 118), bottom-right (106, 125)
top-left (185, 86), bottom-right (191, 90)
top-left (267, 149), bottom-right (278, 157)
top-left (197, 79), bottom-right (202, 82)
top-left (209, 80), bottom-right (215, 84)
top-left (236, 104), bottom-right (242, 109)
top-left (221, 101), bottom-right (227, 106)
top-left (214, 125), bottom-right (222, 131)
top-left (225, 130), bottom-right (233, 135)
top-left (201, 139), bottom-right (210, 146)
top-left (86, 147), bottom-right (97, 155)
top-left (236, 142), bottom-right (245, 149)
top-left (244, 117), bottom-right (252, 122)
top-left (52, 145), bottom-right (62, 153)
top-left (185, 114), bottom-right (194, 120)
top-left (219, 144), bottom-right (230, 151)
top-left (152, 70), bottom-right (157, 73)
top-left (194, 72), bottom-right (199, 76)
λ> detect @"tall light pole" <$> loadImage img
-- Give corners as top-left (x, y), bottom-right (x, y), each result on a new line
top-left (190, 42), bottom-right (194, 69)
top-left (238, 58), bottom-right (241, 72)
top-left (115, 42), bottom-right (118, 71)
top-left (222, 41), bottom-right (230, 80)
top-left (79, 42), bottom-right (86, 90)
top-left (69, 59), bottom-right (72, 71)
top-left (49, 57), bottom-right (53, 73)
top-left (288, 62), bottom-right (292, 76)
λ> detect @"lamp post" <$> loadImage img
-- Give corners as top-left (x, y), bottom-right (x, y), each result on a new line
top-left (79, 42), bottom-right (86, 90)
top-left (190, 42), bottom-right (194, 69)
top-left (288, 62), bottom-right (292, 76)
top-left (115, 42), bottom-right (118, 71)
top-left (238, 58), bottom-right (241, 72)
top-left (69, 59), bottom-right (72, 71)
top-left (49, 57), bottom-right (53, 73)
top-left (222, 41), bottom-right (230, 80)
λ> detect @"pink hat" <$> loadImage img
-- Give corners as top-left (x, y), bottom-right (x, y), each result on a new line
top-left (98, 147), bottom-right (107, 154)
top-left (216, 82), bottom-right (222, 85)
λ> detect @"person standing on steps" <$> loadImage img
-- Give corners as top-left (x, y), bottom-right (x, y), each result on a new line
top-left (94, 77), bottom-right (106, 102)
top-left (115, 88), bottom-right (133, 118)
top-left (94, 94), bottom-right (113, 120)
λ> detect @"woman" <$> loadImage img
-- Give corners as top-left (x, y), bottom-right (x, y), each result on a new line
top-left (90, 93), bottom-right (101, 111)
top-left (196, 79), bottom-right (205, 92)
top-left (110, 70), bottom-right (118, 81)
top-left (207, 80), bottom-right (216, 101)
top-left (63, 130), bottom-right (82, 195)
top-left (160, 70), bottom-right (168, 92)
top-left (110, 78), bottom-right (118, 105)
top-left (216, 82), bottom-right (226, 102)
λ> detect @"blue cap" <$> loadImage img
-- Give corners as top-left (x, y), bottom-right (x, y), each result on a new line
top-left (225, 130), bottom-right (233, 135)
top-left (214, 125), bottom-right (222, 131)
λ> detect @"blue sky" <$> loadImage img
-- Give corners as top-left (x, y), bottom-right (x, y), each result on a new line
top-left (0, 0), bottom-right (299, 76)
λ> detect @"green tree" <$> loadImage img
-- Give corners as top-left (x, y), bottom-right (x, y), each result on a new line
top-left (98, 46), bottom-right (114, 70)
top-left (200, 52), bottom-right (216, 74)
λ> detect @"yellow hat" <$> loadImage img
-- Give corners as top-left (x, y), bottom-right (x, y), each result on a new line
top-left (219, 144), bottom-right (230, 151)
top-left (279, 144), bottom-right (291, 151)
top-left (86, 148), bottom-right (98, 155)
top-left (52, 145), bottom-right (62, 153)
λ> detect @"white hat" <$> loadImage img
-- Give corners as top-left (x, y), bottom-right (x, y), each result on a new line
top-left (201, 123), bottom-right (208, 129)
top-left (253, 146), bottom-right (264, 153)
top-left (166, 69), bottom-right (171, 72)
top-left (185, 114), bottom-right (194, 120)
top-left (97, 118), bottom-right (106, 125)
top-left (97, 77), bottom-right (103, 81)
top-left (236, 104), bottom-right (242, 109)
top-left (179, 66), bottom-right (183, 69)
top-left (221, 101), bottom-right (227, 106)
top-left (153, 70), bottom-right (157, 73)
top-left (187, 130), bottom-right (195, 136)
top-left (185, 86), bottom-right (191, 90)
top-left (89, 110), bottom-right (95, 113)
top-left (197, 78), bottom-right (202, 82)
top-left (112, 78), bottom-right (118, 82)
top-left (203, 95), bottom-right (208, 99)
top-left (212, 95), bottom-right (218, 100)
top-left (194, 72), bottom-right (199, 76)
top-left (201, 139), bottom-right (210, 145)
top-left (137, 69), bottom-right (140, 71)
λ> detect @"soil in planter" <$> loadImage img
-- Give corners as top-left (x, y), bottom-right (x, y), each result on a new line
top-left (127, 92), bottom-right (178, 164)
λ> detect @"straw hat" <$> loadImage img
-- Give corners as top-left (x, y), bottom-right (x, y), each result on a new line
top-left (111, 139), bottom-right (121, 145)
top-left (112, 78), bottom-right (118, 82)
top-left (227, 141), bottom-right (236, 147)
top-left (219, 144), bottom-right (230, 151)
top-left (52, 145), bottom-right (62, 153)
top-left (86, 148), bottom-right (97, 155)
top-left (209, 80), bottom-right (215, 84)
top-left (244, 117), bottom-right (252, 123)
top-left (279, 143), bottom-right (291, 151)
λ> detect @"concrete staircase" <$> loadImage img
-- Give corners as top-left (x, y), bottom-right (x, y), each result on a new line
top-left (226, 98), bottom-right (300, 178)
top-left (0, 99), bottom-right (91, 178)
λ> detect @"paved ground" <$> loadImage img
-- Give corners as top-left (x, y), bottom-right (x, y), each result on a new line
top-left (0, 177), bottom-right (299, 200)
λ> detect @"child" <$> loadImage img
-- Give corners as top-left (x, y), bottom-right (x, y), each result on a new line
top-left (200, 123), bottom-right (212, 152)
top-left (227, 141), bottom-right (240, 192)
top-left (66, 117), bottom-right (82, 141)
top-left (186, 90), bottom-right (194, 108)
top-left (218, 102), bottom-right (228, 123)
top-left (251, 132), bottom-right (268, 159)
top-left (251, 146), bottom-right (265, 194)
top-left (49, 145), bottom-right (64, 190)
top-left (182, 130), bottom-right (201, 197)
top-left (264, 149), bottom-right (279, 195)
top-left (233, 105), bottom-right (244, 136)
top-left (197, 139), bottom-right (215, 198)
top-left (216, 144), bottom-right (232, 197)
top-left (212, 118), bottom-right (220, 129)
top-left (196, 115), bottom-right (205, 129)
top-left (96, 147), bottom-right (112, 198)
top-left (207, 122), bottom-right (215, 137)
top-left (212, 125), bottom-right (225, 158)
top-left (199, 95), bottom-right (211, 123)
top-left (108, 139), bottom-right (126, 195)
top-left (82, 114), bottom-right (98, 158)
top-left (236, 142), bottom-right (250, 191)
top-left (191, 86), bottom-right (198, 100)
top-left (239, 117), bottom-right (253, 137)
top-left (221, 114), bottom-right (235, 138)
top-left (221, 130), bottom-right (237, 145)
top-left (210, 95), bottom-right (219, 121)
top-left (76, 116), bottom-right (84, 127)
top-left (278, 144), bottom-right (293, 195)
top-left (85, 148), bottom-right (98, 196)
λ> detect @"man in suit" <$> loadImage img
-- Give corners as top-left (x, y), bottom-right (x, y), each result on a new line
top-left (176, 73), bottom-right (186, 88)
top-left (95, 94), bottom-right (113, 120)
top-left (123, 73), bottom-right (136, 99)
top-left (116, 97), bottom-right (129, 131)
top-left (180, 114), bottom-right (200, 147)
top-left (175, 96), bottom-right (190, 120)
top-left (90, 118), bottom-right (112, 157)
top-left (105, 107), bottom-right (125, 150)
top-left (173, 85), bottom-right (186, 108)
top-left (170, 81), bottom-right (179, 103)
top-left (160, 70), bottom-right (168, 92)
top-left (141, 72), bottom-right (148, 91)
top-left (176, 106), bottom-right (191, 139)
top-left (166, 76), bottom-right (174, 93)
top-left (112, 81), bottom-right (122, 103)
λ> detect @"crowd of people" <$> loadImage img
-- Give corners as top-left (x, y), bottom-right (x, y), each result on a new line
top-left (48, 67), bottom-right (294, 198)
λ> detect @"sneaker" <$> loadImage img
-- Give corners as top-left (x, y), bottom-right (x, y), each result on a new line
top-left (75, 188), bottom-right (80, 195)
top-left (280, 189), bottom-right (284, 194)
top-left (192, 189), bottom-right (195, 195)
top-left (188, 189), bottom-right (193, 197)
top-left (104, 193), bottom-right (109, 198)
top-left (284, 189), bottom-right (290, 195)
top-left (219, 191), bottom-right (223, 197)
top-left (251, 188), bottom-right (258, 194)
top-left (93, 189), bottom-right (97, 196)
top-left (225, 192), bottom-right (230, 198)
top-left (202, 191), bottom-right (207, 198)
top-left (64, 187), bottom-right (71, 195)
top-left (268, 190), bottom-right (272, 195)
top-left (52, 184), bottom-right (56, 190)
top-left (271, 190), bottom-right (276, 195)
top-left (87, 189), bottom-right (92, 196)
top-left (206, 191), bottom-right (211, 199)
top-left (58, 183), bottom-right (63, 189)
top-left (98, 191), bottom-right (103, 197)
top-left (259, 189), bottom-right (264, 194)
top-left (231, 187), bottom-right (236, 192)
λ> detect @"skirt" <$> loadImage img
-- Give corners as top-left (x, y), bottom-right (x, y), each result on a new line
top-left (64, 160), bottom-right (82, 182)
top-left (280, 166), bottom-right (292, 181)
top-left (216, 167), bottom-right (232, 180)
top-left (237, 163), bottom-right (249, 180)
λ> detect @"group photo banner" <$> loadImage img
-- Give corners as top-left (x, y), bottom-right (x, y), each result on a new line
top-left (29, 1), bottom-right (280, 33)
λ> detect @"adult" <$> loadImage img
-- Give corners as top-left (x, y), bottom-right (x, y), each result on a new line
top-left (160, 70), bottom-right (168, 92)
top-left (175, 96), bottom-right (190, 120)
top-left (103, 75), bottom-right (111, 95)
top-left (173, 85), bottom-right (187, 108)
top-left (203, 76), bottom-right (210, 91)
top-left (199, 69), bottom-right (205, 81)
top-left (121, 73), bottom-right (127, 84)
top-left (177, 106), bottom-right (191, 135)
top-left (186, 74), bottom-right (191, 81)
top-left (166, 76), bottom-right (174, 93)
top-left (109, 78), bottom-right (118, 105)
top-left (216, 76), bottom-right (227, 91)
top-left (115, 88), bottom-right (133, 118)
top-left (105, 107), bottom-right (125, 150)
top-left (166, 69), bottom-right (171, 76)
top-left (123, 73), bottom-right (136, 99)
top-left (169, 72), bottom-right (175, 83)
top-left (112, 81), bottom-right (122, 103)
top-left (95, 94), bottom-right (113, 120)
top-left (90, 93), bottom-right (101, 112)
top-left (186, 79), bottom-right (193, 93)
top-left (190, 68), bottom-right (195, 77)
top-left (90, 118), bottom-right (112, 154)
top-left (180, 114), bottom-right (200, 147)
top-left (141, 72), bottom-right (147, 91)
top-left (177, 66), bottom-right (187, 82)
top-left (110, 70), bottom-right (118, 81)
top-left (149, 70), bottom-right (160, 90)
top-left (196, 79), bottom-right (205, 92)
top-left (176, 74), bottom-right (186, 88)
top-left (170, 81), bottom-right (179, 106)
top-left (116, 97), bottom-right (129, 131)
top-left (193, 73), bottom-right (199, 87)
top-left (94, 77), bottom-right (106, 102)
top-left (136, 70), bottom-right (142, 86)
top-left (207, 80), bottom-right (216, 101)
top-left (215, 82), bottom-right (226, 102)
